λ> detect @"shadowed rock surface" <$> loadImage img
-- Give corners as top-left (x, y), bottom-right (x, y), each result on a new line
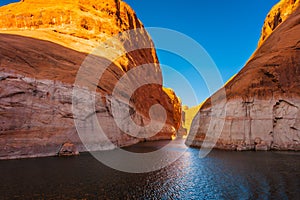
top-left (187, 1), bottom-right (300, 151)
top-left (0, 0), bottom-right (181, 159)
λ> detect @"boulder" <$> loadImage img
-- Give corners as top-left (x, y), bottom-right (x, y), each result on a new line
top-left (58, 142), bottom-right (79, 156)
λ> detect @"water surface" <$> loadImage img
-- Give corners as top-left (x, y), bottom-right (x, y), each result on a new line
top-left (0, 140), bottom-right (299, 199)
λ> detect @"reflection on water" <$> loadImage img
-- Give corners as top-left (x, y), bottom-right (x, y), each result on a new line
top-left (0, 140), bottom-right (299, 199)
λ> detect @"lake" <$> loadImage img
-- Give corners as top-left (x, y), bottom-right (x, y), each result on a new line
top-left (0, 140), bottom-right (299, 199)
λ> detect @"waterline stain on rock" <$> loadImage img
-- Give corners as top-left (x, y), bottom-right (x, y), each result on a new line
top-left (187, 0), bottom-right (300, 151)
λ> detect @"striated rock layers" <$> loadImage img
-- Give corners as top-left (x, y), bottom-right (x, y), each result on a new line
top-left (186, 1), bottom-right (300, 151)
top-left (0, 0), bottom-right (181, 159)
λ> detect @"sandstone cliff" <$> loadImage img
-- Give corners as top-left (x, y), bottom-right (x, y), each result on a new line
top-left (0, 0), bottom-right (181, 159)
top-left (258, 0), bottom-right (300, 47)
top-left (182, 104), bottom-right (201, 134)
top-left (186, 1), bottom-right (300, 151)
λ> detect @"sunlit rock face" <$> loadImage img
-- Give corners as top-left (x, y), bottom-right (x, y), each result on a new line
top-left (181, 104), bottom-right (201, 134)
top-left (186, 2), bottom-right (300, 151)
top-left (0, 0), bottom-right (150, 54)
top-left (0, 0), bottom-right (181, 159)
top-left (258, 0), bottom-right (300, 47)
top-left (162, 88), bottom-right (182, 130)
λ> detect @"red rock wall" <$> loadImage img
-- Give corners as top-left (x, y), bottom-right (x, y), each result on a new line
top-left (0, 0), bottom-right (181, 159)
top-left (187, 2), bottom-right (300, 151)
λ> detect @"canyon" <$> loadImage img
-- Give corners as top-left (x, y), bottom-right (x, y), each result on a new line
top-left (0, 0), bottom-right (181, 159)
top-left (1, 0), bottom-right (299, 161)
top-left (186, 0), bottom-right (300, 151)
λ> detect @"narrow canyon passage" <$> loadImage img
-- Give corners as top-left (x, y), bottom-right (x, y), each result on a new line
top-left (0, 0), bottom-right (299, 199)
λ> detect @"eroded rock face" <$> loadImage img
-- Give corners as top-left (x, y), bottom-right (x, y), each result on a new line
top-left (0, 0), bottom-right (151, 55)
top-left (186, 2), bottom-right (300, 151)
top-left (0, 0), bottom-right (181, 159)
top-left (162, 88), bottom-right (182, 130)
top-left (258, 0), bottom-right (300, 47)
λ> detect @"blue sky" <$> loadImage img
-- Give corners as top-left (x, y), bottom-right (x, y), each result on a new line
top-left (0, 0), bottom-right (18, 6)
top-left (1, 0), bottom-right (279, 106)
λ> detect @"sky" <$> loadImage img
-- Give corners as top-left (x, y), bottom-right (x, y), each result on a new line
top-left (0, 0), bottom-right (18, 6)
top-left (1, 0), bottom-right (279, 107)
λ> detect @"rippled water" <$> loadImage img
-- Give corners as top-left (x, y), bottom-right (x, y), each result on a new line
top-left (0, 140), bottom-right (299, 199)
